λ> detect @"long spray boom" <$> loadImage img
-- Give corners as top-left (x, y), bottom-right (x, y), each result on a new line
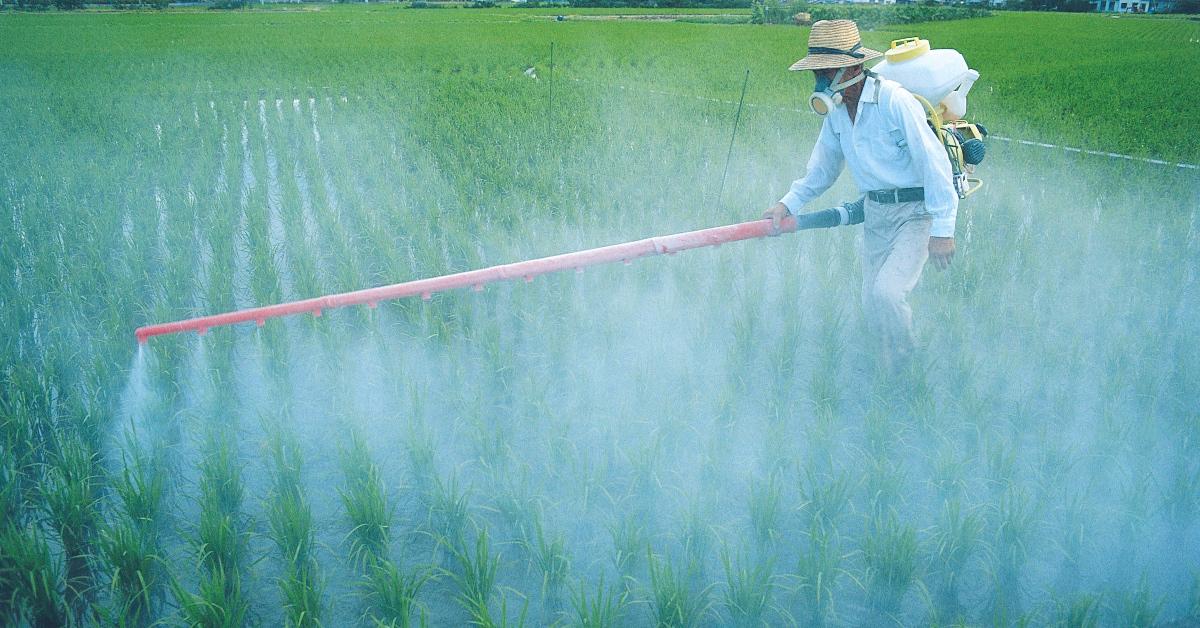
top-left (134, 205), bottom-right (861, 344)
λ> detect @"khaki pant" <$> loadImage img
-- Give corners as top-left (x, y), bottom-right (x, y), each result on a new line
top-left (861, 197), bottom-right (931, 365)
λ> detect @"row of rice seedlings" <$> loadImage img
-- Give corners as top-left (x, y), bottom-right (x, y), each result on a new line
top-left (337, 428), bottom-right (435, 626)
top-left (39, 429), bottom-right (102, 617)
top-left (338, 429), bottom-right (394, 566)
top-left (295, 96), bottom-right (368, 296)
top-left (794, 520), bottom-right (843, 626)
top-left (265, 422), bottom-right (323, 627)
top-left (173, 429), bottom-right (250, 625)
top-left (0, 521), bottom-right (68, 626)
top-left (98, 449), bottom-right (167, 624)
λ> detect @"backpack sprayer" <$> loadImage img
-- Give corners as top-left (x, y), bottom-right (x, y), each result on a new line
top-left (873, 37), bottom-right (988, 199)
top-left (134, 36), bottom-right (985, 344)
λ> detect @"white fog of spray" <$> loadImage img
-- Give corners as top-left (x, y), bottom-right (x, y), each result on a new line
top-left (106, 63), bottom-right (1200, 627)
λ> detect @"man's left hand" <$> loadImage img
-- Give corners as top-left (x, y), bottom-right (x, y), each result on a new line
top-left (929, 236), bottom-right (955, 270)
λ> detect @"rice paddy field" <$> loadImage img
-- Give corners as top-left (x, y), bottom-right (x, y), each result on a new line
top-left (2, 6), bottom-right (1199, 626)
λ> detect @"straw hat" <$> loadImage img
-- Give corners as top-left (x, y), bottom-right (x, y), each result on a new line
top-left (789, 20), bottom-right (882, 72)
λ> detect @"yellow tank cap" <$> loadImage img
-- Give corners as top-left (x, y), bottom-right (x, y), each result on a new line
top-left (885, 37), bottom-right (930, 63)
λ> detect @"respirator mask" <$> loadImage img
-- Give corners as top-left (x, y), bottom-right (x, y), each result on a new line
top-left (809, 67), bottom-right (866, 116)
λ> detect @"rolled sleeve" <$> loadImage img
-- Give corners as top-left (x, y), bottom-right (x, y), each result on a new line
top-left (894, 93), bottom-right (959, 238)
top-left (779, 120), bottom-right (844, 214)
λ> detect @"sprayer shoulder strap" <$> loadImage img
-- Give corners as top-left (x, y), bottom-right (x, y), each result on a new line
top-left (910, 92), bottom-right (942, 131)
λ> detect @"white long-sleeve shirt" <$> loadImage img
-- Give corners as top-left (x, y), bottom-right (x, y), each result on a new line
top-left (779, 74), bottom-right (959, 238)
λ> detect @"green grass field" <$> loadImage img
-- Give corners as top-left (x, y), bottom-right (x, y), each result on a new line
top-left (2, 6), bottom-right (1198, 626)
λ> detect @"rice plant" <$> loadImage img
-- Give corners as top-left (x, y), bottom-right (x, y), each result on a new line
top-left (571, 575), bottom-right (628, 628)
top-left (719, 548), bottom-right (776, 626)
top-left (265, 424), bottom-right (323, 626)
top-left (864, 452), bottom-right (909, 517)
top-left (193, 429), bottom-right (248, 595)
top-left (112, 451), bottom-right (166, 533)
top-left (746, 472), bottom-right (782, 547)
top-left (171, 564), bottom-right (249, 628)
top-left (794, 520), bottom-right (841, 626)
top-left (679, 500), bottom-right (714, 571)
top-left (647, 550), bottom-right (712, 628)
top-left (0, 523), bottom-right (68, 627)
top-left (862, 510), bottom-right (920, 613)
top-left (198, 432), bottom-right (244, 521)
top-left (40, 432), bottom-right (102, 607)
top-left (340, 431), bottom-right (394, 567)
top-left (929, 497), bottom-right (983, 612)
top-left (279, 563), bottom-right (325, 628)
top-left (608, 515), bottom-right (647, 582)
top-left (990, 487), bottom-right (1036, 610)
top-left (269, 481), bottom-right (316, 570)
top-left (522, 511), bottom-right (570, 603)
top-left (197, 499), bottom-right (246, 575)
top-left (98, 518), bottom-right (162, 621)
top-left (448, 528), bottom-right (501, 626)
top-left (428, 474), bottom-right (470, 552)
top-left (405, 427), bottom-right (439, 497)
top-left (799, 470), bottom-right (850, 530)
top-left (1053, 592), bottom-right (1100, 628)
top-left (363, 559), bottom-right (431, 628)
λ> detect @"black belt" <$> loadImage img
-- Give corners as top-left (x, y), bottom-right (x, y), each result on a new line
top-left (868, 188), bottom-right (924, 204)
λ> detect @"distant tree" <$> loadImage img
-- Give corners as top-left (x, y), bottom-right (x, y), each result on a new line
top-left (52, 0), bottom-right (84, 9)
top-left (1176, 0), bottom-right (1199, 12)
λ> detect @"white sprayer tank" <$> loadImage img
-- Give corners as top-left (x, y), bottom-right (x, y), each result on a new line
top-left (871, 38), bottom-right (979, 120)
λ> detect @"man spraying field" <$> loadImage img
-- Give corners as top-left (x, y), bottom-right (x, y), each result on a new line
top-left (134, 22), bottom-right (988, 357)
top-left (763, 20), bottom-right (960, 372)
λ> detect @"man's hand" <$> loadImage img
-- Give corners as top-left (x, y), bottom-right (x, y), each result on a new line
top-left (929, 236), bottom-right (955, 270)
top-left (762, 202), bottom-right (791, 236)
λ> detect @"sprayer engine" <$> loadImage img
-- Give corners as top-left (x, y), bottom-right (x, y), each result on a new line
top-left (938, 118), bottom-right (988, 198)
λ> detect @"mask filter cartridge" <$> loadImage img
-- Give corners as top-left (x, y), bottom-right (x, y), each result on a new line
top-left (809, 68), bottom-right (865, 116)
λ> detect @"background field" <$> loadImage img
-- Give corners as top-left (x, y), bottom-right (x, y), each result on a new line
top-left (2, 6), bottom-right (1199, 626)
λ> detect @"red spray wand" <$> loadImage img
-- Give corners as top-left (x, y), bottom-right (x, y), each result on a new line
top-left (134, 203), bottom-right (861, 344)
